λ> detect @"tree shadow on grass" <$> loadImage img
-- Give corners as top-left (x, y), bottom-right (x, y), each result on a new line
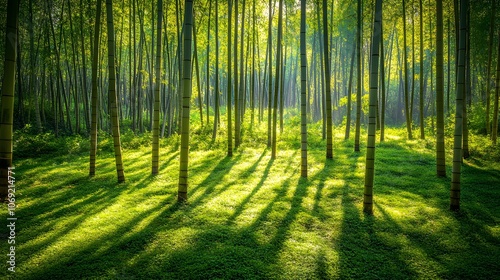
top-left (15, 150), bottom-right (273, 279)
top-left (182, 153), bottom-right (243, 207)
top-left (376, 138), bottom-right (499, 221)
top-left (336, 185), bottom-right (419, 279)
top-left (124, 150), bottom-right (180, 193)
top-left (375, 200), bottom-right (499, 279)
top-left (262, 175), bottom-right (309, 277)
top-left (310, 147), bottom-right (363, 221)
top-left (15, 191), bottom-right (178, 279)
top-left (15, 148), bottom-right (306, 279)
top-left (16, 185), bottom-right (124, 259)
top-left (311, 159), bottom-right (334, 222)
top-left (225, 151), bottom-right (271, 225)
top-left (122, 170), bottom-right (307, 279)
top-left (7, 169), bottom-right (146, 279)
top-left (332, 138), bottom-right (500, 279)
top-left (11, 137), bottom-right (500, 279)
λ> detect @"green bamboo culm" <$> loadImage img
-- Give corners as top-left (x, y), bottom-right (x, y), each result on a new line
top-left (491, 29), bottom-right (500, 145)
top-left (0, 0), bottom-right (19, 201)
top-left (152, 0), bottom-right (163, 175)
top-left (271, 0), bottom-right (284, 160)
top-left (178, 0), bottom-right (194, 202)
top-left (300, 0), bottom-right (308, 178)
top-left (354, 0), bottom-right (362, 152)
top-left (450, 0), bottom-right (468, 212)
top-left (89, 0), bottom-right (102, 177)
top-left (106, 0), bottom-right (126, 183)
top-left (322, 0), bottom-right (333, 159)
top-left (363, 0), bottom-right (383, 215)
top-left (436, 0), bottom-right (446, 177)
top-left (227, 0), bottom-right (233, 157)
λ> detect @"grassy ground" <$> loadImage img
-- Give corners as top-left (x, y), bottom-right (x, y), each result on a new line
top-left (1, 119), bottom-right (500, 279)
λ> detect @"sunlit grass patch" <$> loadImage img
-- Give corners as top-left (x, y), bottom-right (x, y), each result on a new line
top-left (1, 120), bottom-right (499, 279)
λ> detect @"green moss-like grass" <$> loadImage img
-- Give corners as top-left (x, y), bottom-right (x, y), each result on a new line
top-left (1, 118), bottom-right (499, 279)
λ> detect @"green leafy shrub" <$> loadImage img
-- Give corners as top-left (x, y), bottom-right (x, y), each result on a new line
top-left (121, 130), bottom-right (152, 149)
top-left (467, 133), bottom-right (500, 162)
top-left (468, 103), bottom-right (487, 135)
top-left (14, 131), bottom-right (89, 158)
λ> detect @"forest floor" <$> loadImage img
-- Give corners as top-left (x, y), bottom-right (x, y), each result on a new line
top-left (1, 122), bottom-right (500, 279)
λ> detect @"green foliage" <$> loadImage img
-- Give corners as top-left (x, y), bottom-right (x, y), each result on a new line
top-left (468, 103), bottom-right (488, 135)
top-left (121, 129), bottom-right (153, 150)
top-left (467, 133), bottom-right (500, 162)
top-left (444, 113), bottom-right (456, 138)
top-left (14, 127), bottom-right (89, 159)
top-left (13, 126), bottom-right (159, 159)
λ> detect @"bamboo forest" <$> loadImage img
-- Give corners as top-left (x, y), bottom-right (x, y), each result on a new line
top-left (1, 0), bottom-right (499, 278)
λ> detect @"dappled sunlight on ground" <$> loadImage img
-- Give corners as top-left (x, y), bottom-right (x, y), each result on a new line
top-left (1, 129), bottom-right (499, 279)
